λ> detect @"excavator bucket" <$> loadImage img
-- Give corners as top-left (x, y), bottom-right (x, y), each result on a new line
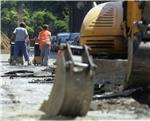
top-left (124, 33), bottom-right (150, 106)
top-left (126, 38), bottom-right (150, 88)
top-left (126, 1), bottom-right (150, 89)
top-left (40, 44), bottom-right (96, 118)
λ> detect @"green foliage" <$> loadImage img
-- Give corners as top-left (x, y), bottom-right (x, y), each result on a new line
top-left (1, 1), bottom-right (70, 38)
top-left (1, 6), bottom-right (19, 37)
top-left (26, 26), bottom-right (34, 36)
top-left (54, 20), bottom-right (69, 33)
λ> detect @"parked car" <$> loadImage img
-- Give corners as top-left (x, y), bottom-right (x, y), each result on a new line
top-left (55, 32), bottom-right (80, 51)
top-left (68, 33), bottom-right (80, 45)
top-left (57, 32), bottom-right (71, 46)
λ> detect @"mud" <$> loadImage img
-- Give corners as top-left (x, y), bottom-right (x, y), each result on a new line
top-left (0, 53), bottom-right (150, 120)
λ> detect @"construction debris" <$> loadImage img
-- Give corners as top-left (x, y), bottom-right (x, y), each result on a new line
top-left (29, 78), bottom-right (54, 83)
top-left (1, 69), bottom-right (54, 78)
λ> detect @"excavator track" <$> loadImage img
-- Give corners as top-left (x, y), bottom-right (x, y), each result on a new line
top-left (40, 44), bottom-right (96, 118)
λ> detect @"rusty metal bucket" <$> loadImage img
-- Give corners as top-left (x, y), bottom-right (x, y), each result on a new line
top-left (40, 44), bottom-right (96, 118)
top-left (126, 38), bottom-right (150, 88)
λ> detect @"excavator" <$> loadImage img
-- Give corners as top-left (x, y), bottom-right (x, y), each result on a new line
top-left (40, 0), bottom-right (150, 118)
top-left (80, 1), bottom-right (150, 89)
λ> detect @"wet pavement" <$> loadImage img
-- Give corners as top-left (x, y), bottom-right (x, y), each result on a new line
top-left (0, 53), bottom-right (150, 121)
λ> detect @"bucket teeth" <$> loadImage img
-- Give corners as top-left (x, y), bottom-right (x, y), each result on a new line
top-left (40, 100), bottom-right (48, 113)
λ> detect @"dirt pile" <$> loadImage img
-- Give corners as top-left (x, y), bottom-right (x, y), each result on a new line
top-left (0, 32), bottom-right (10, 53)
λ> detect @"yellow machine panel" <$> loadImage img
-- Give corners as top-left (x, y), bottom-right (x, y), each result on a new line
top-left (127, 1), bottom-right (141, 34)
top-left (80, 2), bottom-right (127, 56)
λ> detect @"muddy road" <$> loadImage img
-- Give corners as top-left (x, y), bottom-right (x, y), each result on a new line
top-left (0, 53), bottom-right (150, 121)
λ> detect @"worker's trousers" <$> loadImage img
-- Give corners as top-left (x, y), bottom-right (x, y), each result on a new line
top-left (41, 44), bottom-right (50, 66)
top-left (13, 41), bottom-right (29, 61)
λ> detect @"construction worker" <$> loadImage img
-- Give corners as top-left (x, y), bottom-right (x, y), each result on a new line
top-left (38, 24), bottom-right (51, 66)
top-left (11, 22), bottom-right (31, 65)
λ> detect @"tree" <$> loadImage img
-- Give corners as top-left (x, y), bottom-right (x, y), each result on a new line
top-left (1, 7), bottom-right (19, 37)
top-left (1, 1), bottom-right (70, 38)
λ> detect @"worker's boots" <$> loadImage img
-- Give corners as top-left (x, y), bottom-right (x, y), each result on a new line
top-left (11, 60), bottom-right (17, 65)
top-left (25, 60), bottom-right (31, 65)
top-left (28, 61), bottom-right (31, 65)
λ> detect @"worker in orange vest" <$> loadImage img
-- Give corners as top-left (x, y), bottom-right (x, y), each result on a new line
top-left (38, 24), bottom-right (51, 66)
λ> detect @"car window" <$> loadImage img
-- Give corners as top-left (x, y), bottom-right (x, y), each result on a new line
top-left (57, 34), bottom-right (70, 43)
top-left (70, 33), bottom-right (80, 40)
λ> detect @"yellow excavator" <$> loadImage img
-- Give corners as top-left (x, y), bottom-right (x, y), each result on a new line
top-left (80, 1), bottom-right (150, 89)
top-left (40, 1), bottom-right (150, 118)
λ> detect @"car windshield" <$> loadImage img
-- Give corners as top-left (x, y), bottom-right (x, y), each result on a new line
top-left (57, 33), bottom-right (71, 43)
top-left (70, 33), bottom-right (80, 40)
